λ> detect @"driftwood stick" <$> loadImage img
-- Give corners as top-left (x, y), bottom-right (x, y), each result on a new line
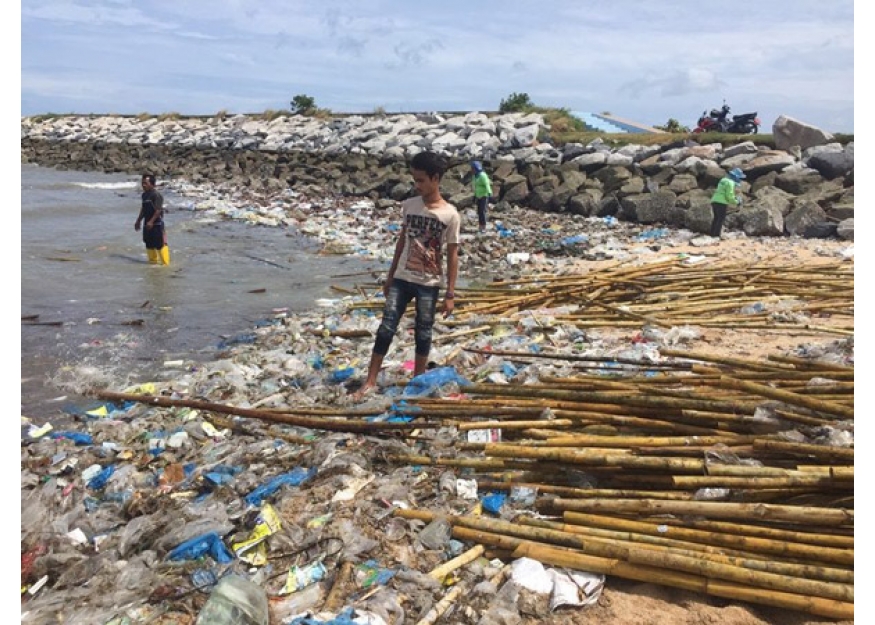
top-left (93, 391), bottom-right (431, 433)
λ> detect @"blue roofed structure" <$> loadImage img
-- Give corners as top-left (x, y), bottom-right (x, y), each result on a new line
top-left (570, 112), bottom-right (665, 134)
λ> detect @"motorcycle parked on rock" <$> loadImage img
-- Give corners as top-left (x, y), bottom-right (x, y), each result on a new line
top-left (692, 103), bottom-right (761, 134)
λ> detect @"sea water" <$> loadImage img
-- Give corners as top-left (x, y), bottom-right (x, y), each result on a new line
top-left (20, 164), bottom-right (380, 421)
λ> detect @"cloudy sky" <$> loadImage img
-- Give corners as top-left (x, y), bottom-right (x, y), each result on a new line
top-left (20, 1), bottom-right (855, 132)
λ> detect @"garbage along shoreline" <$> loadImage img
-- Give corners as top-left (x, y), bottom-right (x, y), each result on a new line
top-left (21, 134), bottom-right (854, 624)
top-left (21, 110), bottom-right (853, 240)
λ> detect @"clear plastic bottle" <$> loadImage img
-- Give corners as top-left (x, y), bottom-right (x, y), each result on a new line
top-left (195, 575), bottom-right (268, 625)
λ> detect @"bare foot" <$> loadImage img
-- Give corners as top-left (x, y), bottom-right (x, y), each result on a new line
top-left (351, 382), bottom-right (377, 402)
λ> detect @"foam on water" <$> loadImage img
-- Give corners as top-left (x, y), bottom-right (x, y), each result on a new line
top-left (71, 181), bottom-right (139, 190)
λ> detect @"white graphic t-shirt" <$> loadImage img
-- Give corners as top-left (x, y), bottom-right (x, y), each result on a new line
top-left (393, 196), bottom-right (461, 288)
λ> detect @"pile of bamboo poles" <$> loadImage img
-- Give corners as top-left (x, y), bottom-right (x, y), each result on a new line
top-left (349, 257), bottom-right (853, 336)
top-left (388, 349), bottom-right (853, 619)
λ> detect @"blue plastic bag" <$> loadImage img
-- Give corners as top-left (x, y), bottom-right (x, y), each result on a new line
top-left (244, 467), bottom-right (316, 507)
top-left (51, 431), bottom-right (93, 445)
top-left (329, 367), bottom-right (355, 383)
top-left (402, 367), bottom-right (470, 397)
top-left (167, 532), bottom-right (234, 564)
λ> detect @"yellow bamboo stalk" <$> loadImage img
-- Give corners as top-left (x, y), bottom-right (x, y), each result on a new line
top-left (457, 419), bottom-right (574, 431)
top-left (509, 541), bottom-right (853, 620)
top-left (712, 377), bottom-right (854, 420)
top-left (562, 512), bottom-right (853, 566)
top-left (753, 439), bottom-right (854, 462)
top-left (428, 544), bottom-right (485, 581)
top-left (484, 443), bottom-right (705, 472)
top-left (552, 498), bottom-right (853, 526)
top-left (626, 548), bottom-right (852, 602)
top-left (639, 517), bottom-right (855, 550)
top-left (671, 475), bottom-right (852, 490)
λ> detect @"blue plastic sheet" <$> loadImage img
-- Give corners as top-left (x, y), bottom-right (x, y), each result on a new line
top-left (637, 228), bottom-right (669, 241)
top-left (167, 532), bottom-right (234, 564)
top-left (481, 493), bottom-right (507, 515)
top-left (203, 465), bottom-right (243, 487)
top-left (560, 234), bottom-right (588, 246)
top-left (290, 608), bottom-right (361, 625)
top-left (244, 467), bottom-right (316, 507)
top-left (495, 222), bottom-right (514, 238)
top-left (216, 332), bottom-right (257, 349)
top-left (87, 465), bottom-right (116, 490)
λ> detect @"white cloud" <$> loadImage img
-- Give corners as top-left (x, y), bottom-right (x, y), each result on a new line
top-left (20, 0), bottom-right (855, 131)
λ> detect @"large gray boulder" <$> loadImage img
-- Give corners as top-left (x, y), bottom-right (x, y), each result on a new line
top-left (807, 150), bottom-right (854, 180)
top-left (683, 199), bottom-right (716, 234)
top-left (784, 201), bottom-right (828, 236)
top-left (740, 206), bottom-right (784, 236)
top-left (837, 218), bottom-right (854, 241)
top-left (620, 190), bottom-right (677, 223)
top-left (752, 186), bottom-right (794, 216)
top-left (773, 115), bottom-right (834, 151)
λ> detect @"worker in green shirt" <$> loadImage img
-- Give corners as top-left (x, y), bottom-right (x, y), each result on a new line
top-left (710, 167), bottom-right (745, 237)
top-left (471, 160), bottom-right (493, 233)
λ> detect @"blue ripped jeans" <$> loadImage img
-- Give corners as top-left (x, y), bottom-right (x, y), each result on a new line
top-left (373, 278), bottom-right (439, 357)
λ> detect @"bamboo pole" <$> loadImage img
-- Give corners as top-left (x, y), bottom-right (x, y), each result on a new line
top-left (322, 561), bottom-right (355, 612)
top-left (638, 517), bottom-right (855, 549)
top-left (93, 391), bottom-right (431, 433)
top-left (520, 518), bottom-right (853, 585)
top-left (551, 498), bottom-right (853, 527)
top-left (448, 523), bottom-right (854, 621)
top-left (562, 513), bottom-right (853, 566)
top-left (474, 480), bottom-right (693, 501)
top-left (671, 475), bottom-right (852, 490)
top-left (427, 544), bottom-right (485, 581)
top-left (508, 541), bottom-right (853, 620)
top-left (463, 383), bottom-right (762, 414)
top-left (414, 583), bottom-right (467, 625)
top-left (484, 443), bottom-right (706, 472)
top-left (625, 548), bottom-right (852, 602)
top-left (753, 439), bottom-right (854, 462)
top-left (456, 419), bottom-right (574, 431)
top-left (711, 377), bottom-right (854, 420)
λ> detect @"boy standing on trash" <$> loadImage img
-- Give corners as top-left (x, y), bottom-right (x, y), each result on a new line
top-left (135, 173), bottom-right (170, 265)
top-left (470, 160), bottom-right (492, 233)
top-left (710, 167), bottom-right (745, 238)
top-left (354, 151), bottom-right (461, 399)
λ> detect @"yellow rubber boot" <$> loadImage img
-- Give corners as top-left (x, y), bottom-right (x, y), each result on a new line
top-left (159, 246), bottom-right (171, 266)
top-left (146, 248), bottom-right (159, 264)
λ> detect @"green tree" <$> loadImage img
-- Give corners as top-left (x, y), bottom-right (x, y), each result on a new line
top-left (499, 92), bottom-right (534, 113)
top-left (655, 118), bottom-right (690, 133)
top-left (290, 94), bottom-right (317, 114)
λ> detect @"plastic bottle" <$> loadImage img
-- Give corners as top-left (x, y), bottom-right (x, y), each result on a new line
top-left (195, 575), bottom-right (268, 625)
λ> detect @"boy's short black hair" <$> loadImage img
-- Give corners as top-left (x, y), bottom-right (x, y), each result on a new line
top-left (410, 151), bottom-right (447, 179)
top-left (142, 173), bottom-right (157, 185)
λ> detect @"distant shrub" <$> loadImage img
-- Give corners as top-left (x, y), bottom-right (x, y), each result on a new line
top-left (499, 92), bottom-right (534, 113)
top-left (654, 118), bottom-right (690, 133)
top-left (290, 94), bottom-right (317, 114)
top-left (136, 112), bottom-right (151, 121)
top-left (261, 109), bottom-right (289, 121)
top-left (373, 106), bottom-right (387, 117)
top-left (157, 112), bottom-right (181, 121)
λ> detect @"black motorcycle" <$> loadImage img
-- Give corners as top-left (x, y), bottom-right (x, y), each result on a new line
top-left (693, 102), bottom-right (761, 134)
top-left (724, 110), bottom-right (761, 134)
